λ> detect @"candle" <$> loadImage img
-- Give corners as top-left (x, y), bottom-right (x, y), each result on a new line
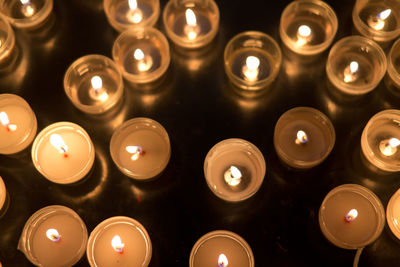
top-left (18, 205), bottom-right (88, 267)
top-left (279, 0), bottom-right (338, 55)
top-left (224, 31), bottom-right (282, 91)
top-left (64, 54), bottom-right (124, 114)
top-left (87, 216), bottom-right (152, 267)
top-left (274, 107), bottom-right (335, 169)
top-left (103, 0), bottom-right (160, 32)
top-left (319, 184), bottom-right (385, 249)
top-left (204, 138), bottom-right (266, 202)
top-left (0, 176), bottom-right (6, 212)
top-left (386, 188), bottom-right (400, 240)
top-left (387, 38), bottom-right (400, 90)
top-left (0, 15), bottom-right (15, 64)
top-left (110, 117), bottom-right (171, 180)
top-left (352, 0), bottom-right (400, 42)
top-left (0, 0), bottom-right (53, 28)
top-left (112, 27), bottom-right (170, 84)
top-left (31, 122), bottom-right (95, 184)
top-left (189, 230), bottom-right (254, 267)
top-left (361, 109), bottom-right (400, 172)
top-left (0, 94), bottom-right (37, 154)
top-left (326, 36), bottom-right (386, 95)
top-left (163, 0), bottom-right (219, 49)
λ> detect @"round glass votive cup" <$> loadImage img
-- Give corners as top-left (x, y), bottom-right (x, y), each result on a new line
top-left (387, 188), bottom-right (400, 240)
top-left (104, 0), bottom-right (160, 32)
top-left (0, 14), bottom-right (15, 63)
top-left (189, 230), bottom-right (254, 267)
top-left (0, 0), bottom-right (53, 28)
top-left (18, 205), bottom-right (88, 267)
top-left (112, 27), bottom-right (170, 84)
top-left (352, 0), bottom-right (400, 43)
top-left (326, 36), bottom-right (387, 95)
top-left (0, 94), bottom-right (37, 155)
top-left (224, 31), bottom-right (282, 91)
top-left (163, 0), bottom-right (219, 49)
top-left (31, 122), bottom-right (95, 184)
top-left (87, 216), bottom-right (152, 267)
top-left (110, 117), bottom-right (171, 180)
top-left (204, 138), bottom-right (266, 202)
top-left (361, 109), bottom-right (400, 172)
top-left (280, 0), bottom-right (338, 56)
top-left (0, 176), bottom-right (6, 212)
top-left (274, 107), bottom-right (335, 169)
top-left (64, 54), bottom-right (124, 115)
top-left (319, 184), bottom-right (385, 249)
top-left (387, 37), bottom-right (400, 89)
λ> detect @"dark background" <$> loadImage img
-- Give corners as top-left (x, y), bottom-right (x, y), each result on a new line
top-left (0, 0), bottom-right (400, 266)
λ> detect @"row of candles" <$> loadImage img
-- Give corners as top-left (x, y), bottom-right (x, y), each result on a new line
top-left (0, 0), bottom-right (399, 266)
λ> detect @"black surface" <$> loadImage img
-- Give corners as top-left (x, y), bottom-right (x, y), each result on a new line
top-left (0, 0), bottom-right (400, 266)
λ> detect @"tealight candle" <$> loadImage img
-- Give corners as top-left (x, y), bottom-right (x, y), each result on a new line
top-left (110, 117), bottom-right (171, 180)
top-left (361, 109), bottom-right (400, 172)
top-left (280, 0), bottom-right (338, 55)
top-left (387, 38), bottom-right (400, 89)
top-left (352, 0), bottom-right (400, 43)
top-left (87, 216), bottom-right (152, 267)
top-left (31, 122), bottom-right (95, 184)
top-left (163, 0), bottom-right (219, 49)
top-left (386, 188), bottom-right (400, 239)
top-left (64, 54), bottom-right (124, 114)
top-left (204, 138), bottom-right (266, 202)
top-left (319, 184), bottom-right (385, 249)
top-left (104, 0), bottom-right (160, 32)
top-left (112, 27), bottom-right (170, 84)
top-left (224, 31), bottom-right (282, 91)
top-left (18, 205), bottom-right (88, 267)
top-left (0, 94), bottom-right (37, 154)
top-left (0, 176), bottom-right (6, 212)
top-left (274, 107), bottom-right (335, 169)
top-left (189, 230), bottom-right (254, 267)
top-left (326, 36), bottom-right (386, 95)
top-left (0, 0), bottom-right (53, 28)
top-left (0, 14), bottom-right (15, 64)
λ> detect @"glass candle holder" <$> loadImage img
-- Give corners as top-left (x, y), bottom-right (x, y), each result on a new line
top-left (319, 184), bottom-right (385, 249)
top-left (31, 122), bottom-right (95, 184)
top-left (204, 138), bottom-right (266, 202)
top-left (163, 0), bottom-right (219, 49)
top-left (0, 14), bottom-right (15, 63)
top-left (280, 0), bottom-right (338, 56)
top-left (64, 54), bottom-right (124, 115)
top-left (326, 36), bottom-right (386, 95)
top-left (387, 187), bottom-right (400, 240)
top-left (0, 176), bottom-right (6, 212)
top-left (0, 94), bottom-right (37, 155)
top-left (274, 107), bottom-right (335, 169)
top-left (112, 27), bottom-right (170, 84)
top-left (387, 37), bottom-right (400, 89)
top-left (0, 0), bottom-right (53, 28)
top-left (352, 0), bottom-right (400, 43)
top-left (361, 109), bottom-right (400, 172)
top-left (18, 205), bottom-right (88, 267)
top-left (224, 31), bottom-right (282, 91)
top-left (103, 0), bottom-right (160, 32)
top-left (87, 216), bottom-right (152, 267)
top-left (110, 117), bottom-right (171, 180)
top-left (189, 230), bottom-right (254, 267)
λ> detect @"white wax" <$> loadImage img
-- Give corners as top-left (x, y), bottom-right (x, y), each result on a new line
top-left (386, 188), bottom-right (400, 239)
top-left (32, 122), bottom-right (95, 184)
top-left (190, 230), bottom-right (254, 267)
top-left (0, 176), bottom-right (6, 211)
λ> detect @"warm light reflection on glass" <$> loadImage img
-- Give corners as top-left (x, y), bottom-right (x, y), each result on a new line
top-left (296, 25), bottom-right (312, 46)
top-left (134, 48), bottom-right (153, 72)
top-left (343, 61), bottom-right (359, 83)
top-left (90, 75), bottom-right (109, 102)
top-left (379, 137), bottom-right (400, 156)
top-left (0, 112), bottom-right (17, 132)
top-left (127, 0), bottom-right (143, 23)
top-left (295, 130), bottom-right (308, 145)
top-left (20, 0), bottom-right (35, 17)
top-left (218, 254), bottom-right (229, 267)
top-left (224, 166), bottom-right (242, 186)
top-left (126, 145), bottom-right (144, 161)
top-left (111, 235), bottom-right (125, 253)
top-left (184, 8), bottom-right (199, 40)
top-left (368, 9), bottom-right (391, 30)
top-left (50, 134), bottom-right (69, 157)
top-left (242, 56), bottom-right (260, 82)
top-left (345, 208), bottom-right (358, 222)
top-left (46, 228), bottom-right (61, 242)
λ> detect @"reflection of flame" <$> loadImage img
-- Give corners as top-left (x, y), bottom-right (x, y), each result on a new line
top-left (0, 112), bottom-right (17, 132)
top-left (224, 166), bottom-right (242, 186)
top-left (345, 209), bottom-right (358, 222)
top-left (295, 130), bottom-right (308, 145)
top-left (50, 134), bottom-right (69, 157)
top-left (344, 61), bottom-right (359, 83)
top-left (218, 254), bottom-right (228, 267)
top-left (296, 25), bottom-right (312, 46)
top-left (90, 75), bottom-right (109, 102)
top-left (134, 49), bottom-right (153, 72)
top-left (111, 235), bottom-right (125, 253)
top-left (368, 9), bottom-right (391, 30)
top-left (242, 56), bottom-right (260, 82)
top-left (379, 137), bottom-right (400, 156)
top-left (46, 229), bottom-right (61, 242)
top-left (185, 9), bottom-right (199, 40)
top-left (126, 145), bottom-right (144, 161)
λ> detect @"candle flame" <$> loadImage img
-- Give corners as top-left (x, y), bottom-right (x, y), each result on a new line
top-left (128, 0), bottom-right (137, 10)
top-left (368, 9), bottom-right (391, 30)
top-left (91, 75), bottom-right (103, 90)
top-left (46, 229), bottom-right (61, 242)
top-left (50, 134), bottom-right (69, 157)
top-left (380, 137), bottom-right (400, 156)
top-left (20, 0), bottom-right (35, 17)
top-left (345, 209), bottom-right (358, 222)
top-left (89, 75), bottom-right (109, 102)
top-left (185, 8), bottom-right (197, 26)
top-left (242, 56), bottom-right (260, 82)
top-left (298, 25), bottom-right (311, 38)
top-left (295, 130), bottom-right (308, 145)
top-left (379, 9), bottom-right (391, 20)
top-left (126, 145), bottom-right (144, 161)
top-left (127, 0), bottom-right (142, 23)
top-left (344, 61), bottom-right (359, 83)
top-left (224, 166), bottom-right (242, 186)
top-left (134, 48), bottom-right (145, 61)
top-left (218, 254), bottom-right (228, 267)
top-left (111, 235), bottom-right (125, 253)
top-left (133, 49), bottom-right (153, 72)
top-left (0, 112), bottom-right (17, 132)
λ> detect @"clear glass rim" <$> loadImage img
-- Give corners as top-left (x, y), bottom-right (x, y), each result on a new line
top-left (387, 38), bottom-right (400, 87)
top-left (0, 14), bottom-right (14, 61)
top-left (387, 187), bottom-right (400, 240)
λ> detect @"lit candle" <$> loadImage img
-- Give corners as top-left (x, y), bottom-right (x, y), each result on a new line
top-left (31, 122), bottom-right (95, 184)
top-left (20, 0), bottom-right (36, 17)
top-left (133, 48), bottom-right (153, 72)
top-left (0, 94), bottom-right (37, 155)
top-left (18, 205), bottom-right (88, 267)
top-left (189, 230), bottom-right (254, 267)
top-left (242, 56), bottom-right (260, 82)
top-left (296, 25), bottom-right (312, 46)
top-left (0, 176), bottom-right (6, 212)
top-left (319, 184), bottom-right (385, 249)
top-left (89, 75), bottom-right (109, 102)
top-left (368, 9), bottom-right (391, 31)
top-left (110, 117), bottom-right (171, 180)
top-left (274, 107), bottom-right (335, 169)
top-left (386, 188), bottom-right (400, 240)
top-left (87, 216), bottom-right (152, 267)
top-left (184, 8), bottom-right (200, 41)
top-left (204, 138), bottom-right (266, 202)
top-left (127, 0), bottom-right (143, 23)
top-left (343, 61), bottom-right (359, 83)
